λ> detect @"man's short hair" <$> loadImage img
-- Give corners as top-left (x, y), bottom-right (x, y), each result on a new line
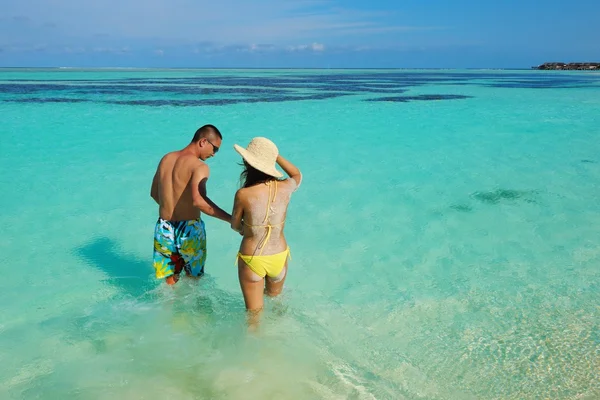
top-left (192, 124), bottom-right (222, 142)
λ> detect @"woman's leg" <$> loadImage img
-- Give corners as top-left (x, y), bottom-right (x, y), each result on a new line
top-left (238, 259), bottom-right (265, 311)
top-left (265, 261), bottom-right (288, 297)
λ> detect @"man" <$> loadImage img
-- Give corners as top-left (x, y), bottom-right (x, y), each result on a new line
top-left (150, 124), bottom-right (231, 285)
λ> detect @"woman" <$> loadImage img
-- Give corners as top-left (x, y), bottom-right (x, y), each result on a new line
top-left (231, 137), bottom-right (302, 314)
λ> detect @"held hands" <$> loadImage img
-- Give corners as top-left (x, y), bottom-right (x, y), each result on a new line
top-left (233, 226), bottom-right (243, 236)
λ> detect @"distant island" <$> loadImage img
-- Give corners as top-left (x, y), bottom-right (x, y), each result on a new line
top-left (533, 62), bottom-right (600, 70)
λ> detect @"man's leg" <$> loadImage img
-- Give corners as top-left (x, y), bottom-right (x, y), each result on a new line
top-left (165, 254), bottom-right (185, 285)
top-left (179, 219), bottom-right (207, 280)
top-left (153, 219), bottom-right (178, 284)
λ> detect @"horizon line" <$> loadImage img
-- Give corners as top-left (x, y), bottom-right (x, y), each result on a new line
top-left (0, 66), bottom-right (540, 71)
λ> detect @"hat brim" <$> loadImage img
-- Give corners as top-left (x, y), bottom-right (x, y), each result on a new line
top-left (234, 144), bottom-right (283, 178)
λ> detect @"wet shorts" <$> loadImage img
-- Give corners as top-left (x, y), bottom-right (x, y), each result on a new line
top-left (153, 218), bottom-right (207, 279)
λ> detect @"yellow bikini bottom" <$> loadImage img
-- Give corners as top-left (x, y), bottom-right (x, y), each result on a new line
top-left (236, 247), bottom-right (291, 278)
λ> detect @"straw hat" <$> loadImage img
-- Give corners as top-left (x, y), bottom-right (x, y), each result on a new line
top-left (233, 137), bottom-right (283, 178)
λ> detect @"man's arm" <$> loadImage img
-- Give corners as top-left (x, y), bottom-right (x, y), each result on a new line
top-left (190, 163), bottom-right (232, 223)
top-left (150, 169), bottom-right (159, 204)
top-left (231, 190), bottom-right (244, 234)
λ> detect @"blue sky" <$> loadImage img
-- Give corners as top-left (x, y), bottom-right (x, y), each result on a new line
top-left (0, 0), bottom-right (598, 68)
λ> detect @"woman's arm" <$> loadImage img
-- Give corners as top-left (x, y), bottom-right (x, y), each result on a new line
top-left (276, 155), bottom-right (302, 188)
top-left (231, 190), bottom-right (244, 235)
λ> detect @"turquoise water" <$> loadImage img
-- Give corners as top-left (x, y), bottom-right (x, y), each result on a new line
top-left (1, 68), bottom-right (599, 399)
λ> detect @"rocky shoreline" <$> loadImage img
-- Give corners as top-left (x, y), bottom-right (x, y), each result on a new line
top-left (533, 62), bottom-right (600, 70)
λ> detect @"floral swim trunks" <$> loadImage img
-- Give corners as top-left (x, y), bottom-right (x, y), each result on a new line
top-left (153, 218), bottom-right (207, 279)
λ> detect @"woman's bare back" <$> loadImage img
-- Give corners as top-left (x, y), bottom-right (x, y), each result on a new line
top-left (238, 178), bottom-right (298, 255)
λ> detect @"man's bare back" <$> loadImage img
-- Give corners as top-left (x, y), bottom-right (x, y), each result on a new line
top-left (155, 151), bottom-right (206, 221)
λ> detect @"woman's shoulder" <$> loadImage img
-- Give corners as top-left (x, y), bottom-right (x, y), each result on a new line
top-left (234, 187), bottom-right (249, 201)
top-left (235, 184), bottom-right (262, 200)
top-left (279, 177), bottom-right (300, 192)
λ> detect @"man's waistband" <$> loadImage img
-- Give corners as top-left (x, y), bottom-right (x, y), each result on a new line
top-left (157, 217), bottom-right (202, 224)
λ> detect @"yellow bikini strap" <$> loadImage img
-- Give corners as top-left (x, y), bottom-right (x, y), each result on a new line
top-left (257, 181), bottom-right (278, 255)
top-left (262, 181), bottom-right (277, 224)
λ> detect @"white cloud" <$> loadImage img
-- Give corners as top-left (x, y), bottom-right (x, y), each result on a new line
top-left (91, 47), bottom-right (130, 54)
top-left (285, 42), bottom-right (325, 52)
top-left (311, 42), bottom-right (325, 51)
top-left (64, 46), bottom-right (86, 53)
top-left (2, 0), bottom-right (431, 48)
top-left (243, 44), bottom-right (277, 53)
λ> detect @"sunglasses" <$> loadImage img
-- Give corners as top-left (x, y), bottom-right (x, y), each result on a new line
top-left (205, 139), bottom-right (219, 154)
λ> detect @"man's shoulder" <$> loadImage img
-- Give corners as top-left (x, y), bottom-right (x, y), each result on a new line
top-left (159, 151), bottom-right (181, 164)
top-left (160, 152), bottom-right (206, 173)
top-left (167, 152), bottom-right (204, 166)
top-left (187, 159), bottom-right (209, 179)
top-left (192, 158), bottom-right (208, 170)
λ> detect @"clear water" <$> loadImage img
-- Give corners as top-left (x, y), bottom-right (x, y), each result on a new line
top-left (1, 68), bottom-right (599, 399)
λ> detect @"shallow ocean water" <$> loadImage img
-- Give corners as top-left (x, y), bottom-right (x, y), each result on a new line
top-left (0, 68), bottom-right (599, 399)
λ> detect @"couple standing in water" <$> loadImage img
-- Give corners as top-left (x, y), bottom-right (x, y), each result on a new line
top-left (150, 124), bottom-right (302, 313)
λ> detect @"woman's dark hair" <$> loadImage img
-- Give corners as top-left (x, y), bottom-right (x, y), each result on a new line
top-left (240, 160), bottom-right (278, 188)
